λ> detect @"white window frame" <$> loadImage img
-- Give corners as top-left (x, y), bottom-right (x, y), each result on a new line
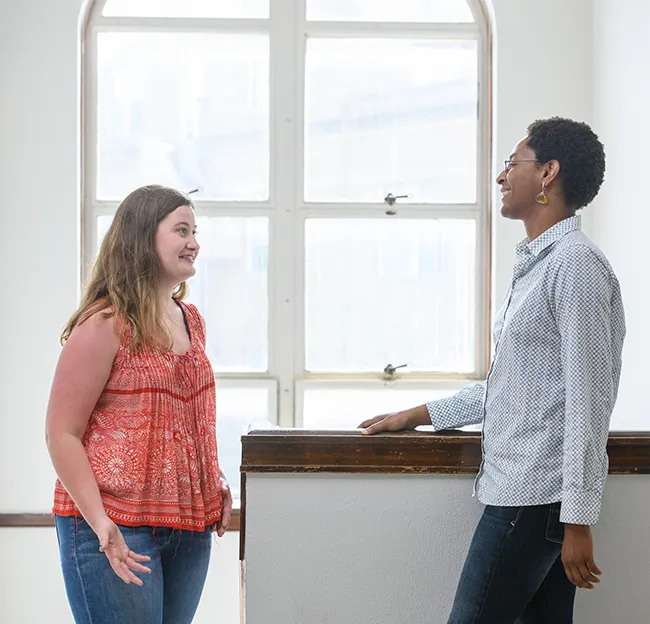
top-left (82, 0), bottom-right (492, 429)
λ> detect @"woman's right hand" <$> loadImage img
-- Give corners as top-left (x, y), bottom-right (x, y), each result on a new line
top-left (94, 517), bottom-right (152, 585)
top-left (358, 405), bottom-right (431, 435)
top-left (358, 411), bottom-right (413, 435)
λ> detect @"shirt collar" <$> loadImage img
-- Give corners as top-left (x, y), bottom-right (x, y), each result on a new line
top-left (517, 215), bottom-right (582, 257)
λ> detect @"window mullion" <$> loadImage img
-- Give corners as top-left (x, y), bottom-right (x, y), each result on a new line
top-left (298, 205), bottom-right (482, 219)
top-left (95, 17), bottom-right (270, 33)
top-left (476, 15), bottom-right (493, 378)
top-left (269, 0), bottom-right (300, 427)
top-left (82, 24), bottom-right (100, 285)
top-left (304, 22), bottom-right (479, 39)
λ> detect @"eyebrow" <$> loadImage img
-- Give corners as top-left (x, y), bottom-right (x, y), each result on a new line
top-left (174, 221), bottom-right (195, 229)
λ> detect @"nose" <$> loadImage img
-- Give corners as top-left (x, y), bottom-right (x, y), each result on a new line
top-left (187, 234), bottom-right (199, 251)
top-left (496, 167), bottom-right (506, 185)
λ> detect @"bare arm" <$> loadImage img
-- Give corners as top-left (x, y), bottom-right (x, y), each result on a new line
top-left (46, 312), bottom-right (119, 532)
top-left (46, 312), bottom-right (152, 584)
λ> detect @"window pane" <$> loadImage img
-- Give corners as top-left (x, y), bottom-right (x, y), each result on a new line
top-left (302, 386), bottom-right (468, 429)
top-left (305, 39), bottom-right (477, 203)
top-left (97, 215), bottom-right (269, 373)
top-left (97, 33), bottom-right (269, 201)
top-left (188, 217), bottom-right (269, 372)
top-left (217, 385), bottom-right (271, 498)
top-left (305, 218), bottom-right (476, 373)
top-left (103, 0), bottom-right (268, 19)
top-left (307, 0), bottom-right (474, 23)
top-left (97, 215), bottom-right (112, 247)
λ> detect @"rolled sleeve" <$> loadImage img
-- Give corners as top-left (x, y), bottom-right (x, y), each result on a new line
top-left (426, 381), bottom-right (486, 432)
top-left (560, 489), bottom-right (604, 525)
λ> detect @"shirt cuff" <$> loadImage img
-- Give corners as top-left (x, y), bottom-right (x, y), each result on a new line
top-left (425, 401), bottom-right (437, 426)
top-left (425, 396), bottom-right (457, 431)
top-left (560, 489), bottom-right (603, 525)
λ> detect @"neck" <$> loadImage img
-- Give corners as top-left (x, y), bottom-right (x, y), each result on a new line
top-left (158, 285), bottom-right (177, 313)
top-left (523, 205), bottom-right (573, 242)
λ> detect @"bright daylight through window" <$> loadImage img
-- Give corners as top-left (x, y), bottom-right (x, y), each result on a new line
top-left (86, 0), bottom-right (490, 496)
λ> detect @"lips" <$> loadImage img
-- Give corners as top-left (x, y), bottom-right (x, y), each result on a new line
top-left (180, 254), bottom-right (196, 263)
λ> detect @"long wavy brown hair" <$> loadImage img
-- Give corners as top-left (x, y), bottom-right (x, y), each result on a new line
top-left (62, 185), bottom-right (194, 351)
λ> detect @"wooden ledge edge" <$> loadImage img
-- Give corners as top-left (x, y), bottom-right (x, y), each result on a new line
top-left (243, 429), bottom-right (650, 441)
top-left (241, 430), bottom-right (650, 475)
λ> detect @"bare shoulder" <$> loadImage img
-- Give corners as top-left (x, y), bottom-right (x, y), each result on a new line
top-left (48, 310), bottom-right (121, 435)
top-left (65, 309), bottom-right (120, 358)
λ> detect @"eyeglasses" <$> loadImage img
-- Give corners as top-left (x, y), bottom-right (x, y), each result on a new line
top-left (503, 159), bottom-right (539, 173)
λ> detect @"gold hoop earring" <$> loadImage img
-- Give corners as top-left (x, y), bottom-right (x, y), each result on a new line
top-left (535, 183), bottom-right (548, 205)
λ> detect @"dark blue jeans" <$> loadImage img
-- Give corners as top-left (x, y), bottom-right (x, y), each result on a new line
top-left (55, 515), bottom-right (212, 624)
top-left (447, 503), bottom-right (577, 624)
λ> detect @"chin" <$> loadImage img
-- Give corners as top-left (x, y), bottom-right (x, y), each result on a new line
top-left (169, 269), bottom-right (196, 284)
top-left (500, 202), bottom-right (519, 220)
top-left (179, 262), bottom-right (197, 278)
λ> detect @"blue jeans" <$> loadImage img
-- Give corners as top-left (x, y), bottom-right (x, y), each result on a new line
top-left (54, 515), bottom-right (212, 624)
top-left (447, 503), bottom-right (577, 624)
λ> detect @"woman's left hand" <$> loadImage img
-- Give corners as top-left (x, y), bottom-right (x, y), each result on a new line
top-left (562, 524), bottom-right (602, 589)
top-left (211, 474), bottom-right (233, 537)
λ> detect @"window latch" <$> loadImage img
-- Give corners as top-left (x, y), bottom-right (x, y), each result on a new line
top-left (383, 363), bottom-right (408, 380)
top-left (384, 193), bottom-right (409, 206)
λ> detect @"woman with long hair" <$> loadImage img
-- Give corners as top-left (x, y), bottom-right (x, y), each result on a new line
top-left (46, 185), bottom-right (232, 623)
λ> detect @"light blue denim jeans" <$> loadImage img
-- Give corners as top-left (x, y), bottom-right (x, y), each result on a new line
top-left (54, 515), bottom-right (212, 624)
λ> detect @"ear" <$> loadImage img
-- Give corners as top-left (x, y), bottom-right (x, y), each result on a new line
top-left (541, 160), bottom-right (561, 186)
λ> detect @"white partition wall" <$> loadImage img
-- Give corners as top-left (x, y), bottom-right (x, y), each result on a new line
top-left (243, 472), bottom-right (650, 624)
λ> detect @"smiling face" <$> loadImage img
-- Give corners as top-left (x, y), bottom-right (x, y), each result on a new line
top-left (154, 205), bottom-right (199, 286)
top-left (497, 137), bottom-right (544, 221)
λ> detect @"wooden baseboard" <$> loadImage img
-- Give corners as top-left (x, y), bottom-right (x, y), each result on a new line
top-left (0, 509), bottom-right (241, 531)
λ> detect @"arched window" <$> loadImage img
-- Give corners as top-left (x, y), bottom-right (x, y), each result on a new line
top-left (84, 0), bottom-right (492, 493)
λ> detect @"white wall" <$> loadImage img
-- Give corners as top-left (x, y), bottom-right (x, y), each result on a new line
top-left (0, 0), bottom-right (82, 513)
top-left (592, 0), bottom-right (650, 431)
top-left (245, 473), bottom-right (650, 623)
top-left (489, 0), bottom-right (594, 301)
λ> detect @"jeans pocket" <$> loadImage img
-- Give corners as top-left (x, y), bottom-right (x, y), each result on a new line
top-left (509, 506), bottom-right (524, 529)
top-left (545, 502), bottom-right (564, 544)
top-left (484, 505), bottom-right (524, 528)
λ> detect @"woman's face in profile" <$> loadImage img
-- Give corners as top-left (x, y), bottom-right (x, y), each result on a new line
top-left (497, 138), bottom-right (543, 220)
top-left (155, 205), bottom-right (200, 285)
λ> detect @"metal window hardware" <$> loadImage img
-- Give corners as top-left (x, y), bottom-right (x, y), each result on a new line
top-left (383, 193), bottom-right (409, 206)
top-left (382, 363), bottom-right (408, 380)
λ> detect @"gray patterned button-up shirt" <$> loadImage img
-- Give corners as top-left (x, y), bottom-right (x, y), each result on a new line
top-left (427, 216), bottom-right (625, 525)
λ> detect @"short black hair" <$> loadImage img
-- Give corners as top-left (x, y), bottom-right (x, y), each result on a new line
top-left (526, 117), bottom-right (605, 210)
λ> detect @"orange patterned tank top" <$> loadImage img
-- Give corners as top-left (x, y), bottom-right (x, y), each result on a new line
top-left (53, 301), bottom-right (222, 531)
